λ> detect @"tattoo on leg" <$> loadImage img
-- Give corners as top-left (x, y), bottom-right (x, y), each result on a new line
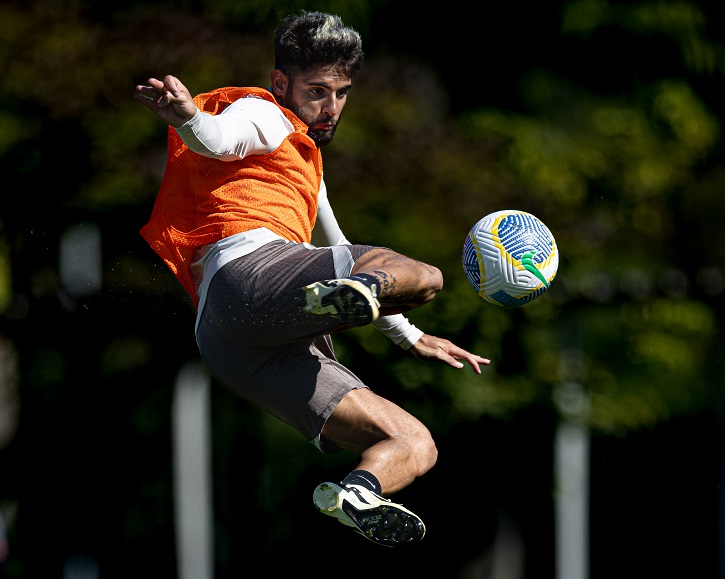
top-left (372, 270), bottom-right (397, 300)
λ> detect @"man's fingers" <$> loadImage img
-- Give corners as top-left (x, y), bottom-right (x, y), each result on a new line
top-left (439, 344), bottom-right (490, 374)
top-left (162, 75), bottom-right (185, 97)
top-left (135, 86), bottom-right (160, 101)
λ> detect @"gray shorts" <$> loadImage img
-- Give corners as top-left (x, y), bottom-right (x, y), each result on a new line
top-left (196, 239), bottom-right (377, 453)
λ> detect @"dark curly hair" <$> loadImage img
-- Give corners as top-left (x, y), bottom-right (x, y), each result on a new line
top-left (274, 12), bottom-right (364, 80)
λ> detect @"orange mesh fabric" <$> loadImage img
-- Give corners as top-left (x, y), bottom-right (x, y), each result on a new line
top-left (140, 87), bottom-right (322, 308)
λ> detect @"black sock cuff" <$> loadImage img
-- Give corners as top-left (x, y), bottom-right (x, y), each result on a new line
top-left (349, 273), bottom-right (381, 290)
top-left (341, 469), bottom-right (382, 495)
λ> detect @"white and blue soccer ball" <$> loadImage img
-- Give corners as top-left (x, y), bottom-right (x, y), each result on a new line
top-left (462, 209), bottom-right (559, 307)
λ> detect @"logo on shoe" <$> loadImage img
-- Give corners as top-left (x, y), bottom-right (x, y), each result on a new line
top-left (359, 514), bottom-right (383, 524)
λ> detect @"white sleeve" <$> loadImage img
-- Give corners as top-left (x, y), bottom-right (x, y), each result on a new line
top-left (311, 178), bottom-right (350, 247)
top-left (175, 97), bottom-right (294, 161)
top-left (373, 314), bottom-right (424, 349)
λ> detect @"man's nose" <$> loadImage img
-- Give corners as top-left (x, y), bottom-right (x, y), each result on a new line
top-left (322, 96), bottom-right (342, 116)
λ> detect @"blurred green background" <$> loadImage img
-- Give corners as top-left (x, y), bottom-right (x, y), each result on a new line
top-left (0, 0), bottom-right (723, 577)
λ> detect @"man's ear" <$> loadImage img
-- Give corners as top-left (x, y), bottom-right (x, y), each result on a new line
top-left (270, 69), bottom-right (288, 98)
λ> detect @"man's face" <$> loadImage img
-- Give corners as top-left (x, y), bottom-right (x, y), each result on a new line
top-left (274, 65), bottom-right (351, 147)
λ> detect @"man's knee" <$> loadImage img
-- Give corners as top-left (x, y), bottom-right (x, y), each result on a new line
top-left (418, 262), bottom-right (443, 300)
top-left (407, 423), bottom-right (438, 477)
top-left (401, 260), bottom-right (442, 306)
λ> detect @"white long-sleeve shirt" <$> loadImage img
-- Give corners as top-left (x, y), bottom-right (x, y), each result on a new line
top-left (181, 95), bottom-right (423, 349)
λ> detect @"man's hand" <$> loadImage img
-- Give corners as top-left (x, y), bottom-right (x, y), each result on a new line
top-left (134, 75), bottom-right (197, 127)
top-left (409, 334), bottom-right (490, 374)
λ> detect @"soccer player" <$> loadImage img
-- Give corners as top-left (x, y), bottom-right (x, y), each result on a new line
top-left (134, 11), bottom-right (489, 547)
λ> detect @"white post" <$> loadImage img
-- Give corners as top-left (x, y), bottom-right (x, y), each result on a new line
top-left (172, 360), bottom-right (213, 579)
top-left (59, 223), bottom-right (102, 297)
top-left (554, 381), bottom-right (590, 579)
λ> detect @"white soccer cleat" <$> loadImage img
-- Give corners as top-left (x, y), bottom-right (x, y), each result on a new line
top-left (302, 279), bottom-right (380, 326)
top-left (312, 482), bottom-right (425, 547)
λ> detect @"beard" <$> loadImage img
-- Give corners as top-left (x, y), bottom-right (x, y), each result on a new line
top-left (277, 92), bottom-right (342, 148)
top-left (307, 124), bottom-right (338, 147)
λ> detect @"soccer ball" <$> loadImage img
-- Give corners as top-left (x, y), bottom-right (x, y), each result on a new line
top-left (462, 209), bottom-right (559, 307)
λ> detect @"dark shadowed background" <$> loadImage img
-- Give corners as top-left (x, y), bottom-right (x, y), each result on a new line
top-left (0, 1), bottom-right (723, 577)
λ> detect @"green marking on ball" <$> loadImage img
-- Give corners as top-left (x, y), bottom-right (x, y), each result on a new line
top-left (521, 251), bottom-right (549, 288)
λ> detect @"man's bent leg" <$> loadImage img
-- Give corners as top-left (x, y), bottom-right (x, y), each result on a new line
top-left (303, 247), bottom-right (441, 325)
top-left (350, 248), bottom-right (443, 315)
top-left (303, 248), bottom-right (443, 326)
top-left (311, 389), bottom-right (437, 546)
top-left (320, 388), bottom-right (438, 492)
